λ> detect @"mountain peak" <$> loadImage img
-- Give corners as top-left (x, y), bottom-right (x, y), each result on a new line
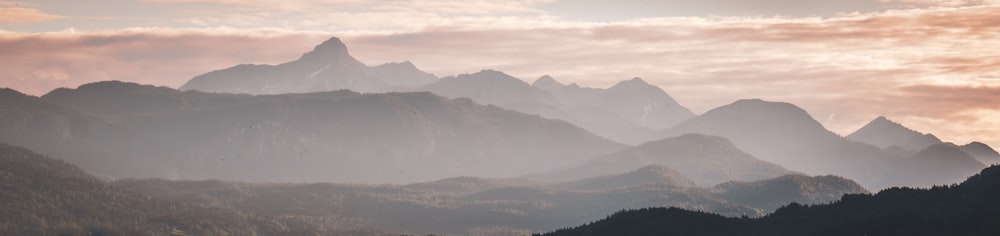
top-left (299, 37), bottom-right (350, 61)
top-left (609, 77), bottom-right (654, 90)
top-left (959, 141), bottom-right (1000, 165)
top-left (846, 116), bottom-right (942, 151)
top-left (532, 75), bottom-right (564, 89)
top-left (315, 37), bottom-right (348, 52)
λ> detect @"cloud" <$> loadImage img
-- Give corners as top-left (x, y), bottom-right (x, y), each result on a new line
top-left (3, 4), bottom-right (999, 148)
top-left (0, 28), bottom-right (332, 96)
top-left (341, 5), bottom-right (1000, 146)
top-left (0, 1), bottom-right (64, 24)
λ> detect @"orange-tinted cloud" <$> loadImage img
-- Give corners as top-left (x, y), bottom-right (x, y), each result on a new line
top-left (0, 2), bottom-right (63, 24)
top-left (2, 5), bottom-right (999, 148)
top-left (0, 29), bottom-right (331, 96)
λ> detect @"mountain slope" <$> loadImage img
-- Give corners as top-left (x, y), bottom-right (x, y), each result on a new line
top-left (888, 144), bottom-right (985, 187)
top-left (846, 116), bottom-right (943, 152)
top-left (116, 164), bottom-right (864, 235)
top-left (712, 175), bottom-right (869, 211)
top-left (554, 165), bottom-right (696, 191)
top-left (538, 165), bottom-right (1000, 236)
top-left (180, 37), bottom-right (391, 94)
top-left (5, 81), bottom-right (626, 183)
top-left (533, 134), bottom-right (792, 187)
top-left (371, 61), bottom-right (438, 87)
top-left (959, 141), bottom-right (1000, 165)
top-left (0, 143), bottom-right (383, 235)
top-left (658, 99), bottom-right (981, 190)
top-left (421, 70), bottom-right (565, 119)
top-left (533, 76), bottom-right (695, 144)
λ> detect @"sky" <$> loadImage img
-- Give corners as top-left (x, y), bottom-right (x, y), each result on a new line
top-left (2, 0), bottom-right (1000, 148)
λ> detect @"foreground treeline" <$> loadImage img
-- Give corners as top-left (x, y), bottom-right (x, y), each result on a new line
top-left (538, 164), bottom-right (1000, 236)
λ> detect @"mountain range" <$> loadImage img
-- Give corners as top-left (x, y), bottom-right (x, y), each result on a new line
top-left (180, 37), bottom-right (696, 145)
top-left (4, 81), bottom-right (624, 183)
top-left (658, 99), bottom-right (987, 190)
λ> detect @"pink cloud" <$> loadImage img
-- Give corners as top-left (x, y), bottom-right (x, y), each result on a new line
top-left (0, 29), bottom-right (332, 96)
top-left (0, 3), bottom-right (63, 24)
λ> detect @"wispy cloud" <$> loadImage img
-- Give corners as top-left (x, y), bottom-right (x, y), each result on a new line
top-left (2, 2), bottom-right (999, 148)
top-left (0, 1), bottom-right (64, 24)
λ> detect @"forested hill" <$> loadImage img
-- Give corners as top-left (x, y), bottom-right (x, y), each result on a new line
top-left (537, 164), bottom-right (1000, 236)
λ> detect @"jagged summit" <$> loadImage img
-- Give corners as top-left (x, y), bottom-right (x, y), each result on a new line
top-left (299, 37), bottom-right (349, 60)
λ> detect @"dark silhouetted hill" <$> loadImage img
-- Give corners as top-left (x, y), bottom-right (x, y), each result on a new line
top-left (537, 165), bottom-right (1000, 236)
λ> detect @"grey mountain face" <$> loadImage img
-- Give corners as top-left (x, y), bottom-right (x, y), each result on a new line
top-left (532, 76), bottom-right (696, 145)
top-left (179, 37), bottom-right (696, 145)
top-left (180, 37), bottom-right (419, 94)
top-left (887, 143), bottom-right (986, 187)
top-left (531, 133), bottom-right (793, 187)
top-left (371, 61), bottom-right (438, 87)
top-left (2, 81), bottom-right (625, 184)
top-left (846, 116), bottom-right (943, 152)
top-left (959, 142), bottom-right (1000, 165)
top-left (419, 72), bottom-right (697, 145)
top-left (659, 99), bottom-right (983, 190)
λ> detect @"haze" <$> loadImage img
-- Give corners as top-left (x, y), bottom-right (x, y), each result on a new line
top-left (2, 1), bottom-right (1000, 235)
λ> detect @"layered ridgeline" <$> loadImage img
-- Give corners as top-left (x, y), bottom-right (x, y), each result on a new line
top-left (658, 99), bottom-right (985, 190)
top-left (531, 134), bottom-right (794, 187)
top-left (422, 71), bottom-right (695, 145)
top-left (846, 116), bottom-right (943, 152)
top-left (0, 81), bottom-right (624, 183)
top-left (847, 116), bottom-right (1000, 165)
top-left (538, 165), bottom-right (1000, 236)
top-left (116, 163), bottom-right (866, 235)
top-left (0, 143), bottom-right (388, 235)
top-left (180, 37), bottom-right (696, 145)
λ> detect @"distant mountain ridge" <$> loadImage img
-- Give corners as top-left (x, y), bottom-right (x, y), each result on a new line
top-left (179, 37), bottom-right (696, 145)
top-left (118, 163), bottom-right (866, 235)
top-left (2, 81), bottom-right (625, 183)
top-left (531, 76), bottom-right (696, 144)
top-left (180, 37), bottom-right (433, 94)
top-left (846, 116), bottom-right (943, 152)
top-left (531, 133), bottom-right (793, 187)
top-left (658, 99), bottom-right (984, 190)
